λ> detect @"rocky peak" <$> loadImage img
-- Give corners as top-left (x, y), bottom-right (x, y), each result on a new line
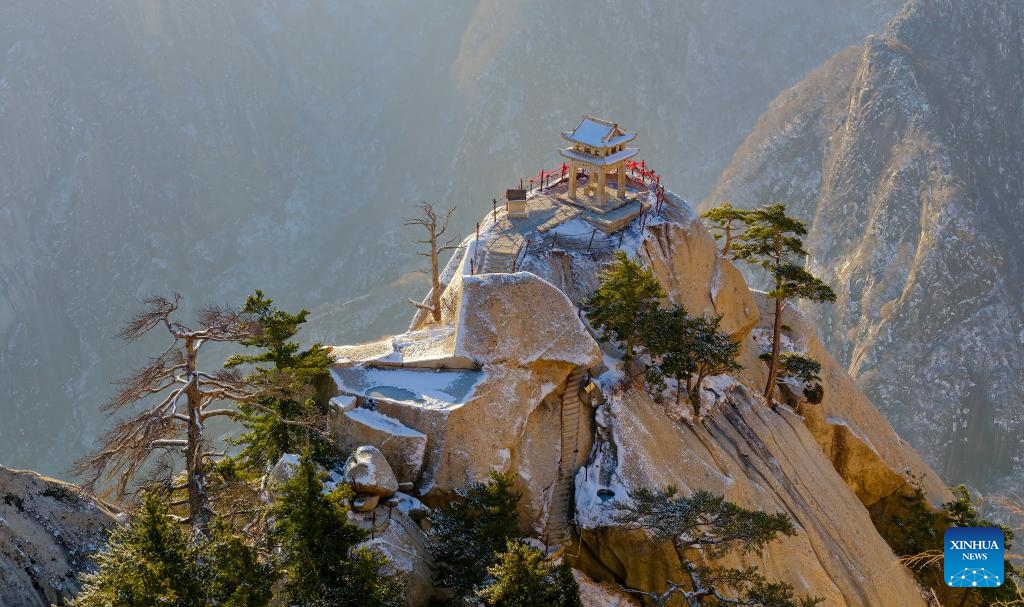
top-left (326, 176), bottom-right (948, 605)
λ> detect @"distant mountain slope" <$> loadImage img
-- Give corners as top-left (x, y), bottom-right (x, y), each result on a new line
top-left (448, 0), bottom-right (900, 208)
top-left (705, 0), bottom-right (1024, 493)
top-left (0, 1), bottom-right (900, 478)
top-left (0, 1), bottom-right (473, 475)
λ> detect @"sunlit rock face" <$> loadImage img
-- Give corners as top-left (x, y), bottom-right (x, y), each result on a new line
top-left (328, 189), bottom-right (947, 605)
top-left (705, 0), bottom-right (1024, 493)
top-left (0, 466), bottom-right (119, 607)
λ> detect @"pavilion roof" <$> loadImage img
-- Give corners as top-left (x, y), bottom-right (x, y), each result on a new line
top-left (559, 146), bottom-right (639, 166)
top-left (562, 115), bottom-right (637, 148)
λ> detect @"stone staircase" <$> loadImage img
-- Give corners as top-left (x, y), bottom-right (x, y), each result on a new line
top-left (481, 250), bottom-right (516, 273)
top-left (544, 367), bottom-right (588, 543)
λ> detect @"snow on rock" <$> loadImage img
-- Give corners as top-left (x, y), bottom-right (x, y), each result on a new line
top-left (344, 445), bottom-right (399, 497)
top-left (331, 407), bottom-right (427, 484)
top-left (330, 365), bottom-right (483, 410)
top-left (574, 381), bottom-right (929, 607)
top-left (453, 271), bottom-right (602, 368)
top-left (268, 453), bottom-right (301, 485)
top-left (330, 394), bottom-right (358, 412)
top-left (331, 326), bottom-right (468, 370)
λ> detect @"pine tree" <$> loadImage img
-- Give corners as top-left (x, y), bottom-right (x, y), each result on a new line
top-left (701, 203), bottom-right (749, 257)
top-left (226, 290), bottom-right (336, 471)
top-left (476, 540), bottom-right (583, 607)
top-left (718, 204), bottom-right (835, 405)
top-left (270, 454), bottom-right (403, 606)
top-left (584, 250), bottom-right (666, 360)
top-left (202, 523), bottom-right (277, 607)
top-left (73, 495), bottom-right (205, 607)
top-left (429, 471), bottom-right (523, 597)
top-left (760, 351), bottom-right (824, 404)
top-left (611, 487), bottom-right (822, 606)
top-left (72, 496), bottom-right (274, 607)
top-left (641, 307), bottom-right (741, 417)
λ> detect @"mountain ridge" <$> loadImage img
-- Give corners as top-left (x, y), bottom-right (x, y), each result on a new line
top-left (705, 0), bottom-right (1024, 493)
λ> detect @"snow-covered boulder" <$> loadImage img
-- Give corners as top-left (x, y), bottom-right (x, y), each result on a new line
top-left (332, 407), bottom-right (427, 485)
top-left (453, 271), bottom-right (601, 367)
top-left (344, 445), bottom-right (399, 497)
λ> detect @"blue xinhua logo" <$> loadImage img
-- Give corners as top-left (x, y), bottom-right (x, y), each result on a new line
top-left (944, 527), bottom-right (1004, 587)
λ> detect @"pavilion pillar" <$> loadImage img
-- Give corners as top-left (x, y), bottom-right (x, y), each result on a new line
top-left (598, 167), bottom-right (607, 205)
top-left (568, 160), bottom-right (577, 199)
top-left (616, 163), bottom-right (625, 198)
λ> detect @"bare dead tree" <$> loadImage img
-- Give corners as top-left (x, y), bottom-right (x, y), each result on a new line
top-left (73, 294), bottom-right (262, 534)
top-left (405, 202), bottom-right (458, 323)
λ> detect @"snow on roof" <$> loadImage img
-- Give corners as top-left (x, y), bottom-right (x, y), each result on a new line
top-left (562, 115), bottom-right (637, 148)
top-left (559, 146), bottom-right (639, 166)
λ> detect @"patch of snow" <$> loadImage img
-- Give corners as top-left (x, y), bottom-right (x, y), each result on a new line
top-left (390, 492), bottom-right (427, 515)
top-left (330, 394), bottom-right (357, 412)
top-left (331, 365), bottom-right (484, 410)
top-left (826, 416), bottom-right (881, 457)
top-left (344, 407), bottom-right (425, 439)
top-left (710, 260), bottom-right (723, 304)
top-left (752, 328), bottom-right (796, 353)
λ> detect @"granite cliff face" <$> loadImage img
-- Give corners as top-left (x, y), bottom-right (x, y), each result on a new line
top-left (0, 466), bottom-right (119, 607)
top-left (327, 183), bottom-right (948, 605)
top-left (705, 0), bottom-right (1024, 493)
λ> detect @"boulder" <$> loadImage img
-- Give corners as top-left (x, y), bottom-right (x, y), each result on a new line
top-left (352, 494), bottom-right (380, 512)
top-left (331, 407), bottom-right (427, 485)
top-left (453, 271), bottom-right (602, 367)
top-left (355, 501), bottom-right (439, 606)
top-left (0, 466), bottom-right (119, 607)
top-left (639, 203), bottom-right (759, 340)
top-left (344, 445), bottom-right (399, 496)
